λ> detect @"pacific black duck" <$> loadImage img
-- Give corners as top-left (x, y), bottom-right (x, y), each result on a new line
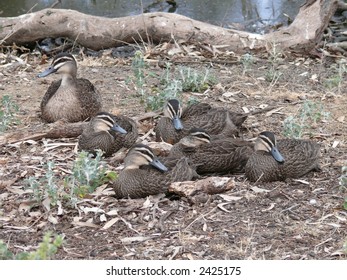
top-left (245, 131), bottom-right (321, 182)
top-left (78, 112), bottom-right (138, 157)
top-left (79, 112), bottom-right (138, 156)
top-left (155, 99), bottom-right (269, 144)
top-left (169, 128), bottom-right (253, 174)
top-left (111, 144), bottom-right (197, 198)
top-left (38, 52), bottom-right (102, 123)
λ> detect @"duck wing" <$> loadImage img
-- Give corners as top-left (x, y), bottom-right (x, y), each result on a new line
top-left (76, 78), bottom-right (102, 118)
top-left (40, 80), bottom-right (62, 111)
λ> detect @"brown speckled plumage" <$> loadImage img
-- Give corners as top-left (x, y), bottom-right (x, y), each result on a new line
top-left (111, 115), bottom-right (138, 149)
top-left (111, 144), bottom-right (197, 198)
top-left (155, 99), bottom-right (249, 144)
top-left (78, 112), bottom-right (138, 157)
top-left (169, 128), bottom-right (253, 175)
top-left (245, 131), bottom-right (321, 182)
top-left (38, 52), bottom-right (102, 123)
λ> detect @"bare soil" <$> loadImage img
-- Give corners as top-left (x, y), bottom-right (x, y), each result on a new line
top-left (0, 47), bottom-right (346, 260)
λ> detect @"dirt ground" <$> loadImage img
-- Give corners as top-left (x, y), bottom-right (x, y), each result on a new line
top-left (0, 44), bottom-right (346, 260)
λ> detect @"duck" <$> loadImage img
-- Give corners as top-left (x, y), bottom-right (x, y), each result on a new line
top-left (169, 128), bottom-right (254, 175)
top-left (155, 99), bottom-right (270, 144)
top-left (245, 131), bottom-right (321, 182)
top-left (111, 144), bottom-right (197, 198)
top-left (38, 52), bottom-right (102, 123)
top-left (78, 112), bottom-right (138, 157)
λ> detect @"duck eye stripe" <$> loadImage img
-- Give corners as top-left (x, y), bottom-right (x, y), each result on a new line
top-left (191, 132), bottom-right (210, 141)
top-left (259, 135), bottom-right (274, 149)
top-left (53, 57), bottom-right (74, 68)
top-left (167, 103), bottom-right (178, 118)
top-left (97, 115), bottom-right (114, 124)
top-left (177, 106), bottom-right (182, 117)
top-left (134, 147), bottom-right (154, 159)
top-left (54, 57), bottom-right (74, 65)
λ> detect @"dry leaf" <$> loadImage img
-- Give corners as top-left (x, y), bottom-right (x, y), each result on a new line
top-left (121, 236), bottom-right (151, 244)
top-left (168, 47), bottom-right (182, 56)
top-left (42, 197), bottom-right (51, 212)
top-left (251, 186), bottom-right (270, 193)
top-left (0, 192), bottom-right (9, 200)
top-left (73, 216), bottom-right (83, 222)
top-left (0, 177), bottom-right (18, 189)
top-left (337, 116), bottom-right (345, 123)
top-left (293, 179), bottom-right (310, 185)
top-left (0, 216), bottom-right (12, 222)
top-left (91, 184), bottom-right (109, 196)
top-left (217, 203), bottom-right (232, 213)
top-left (100, 214), bottom-right (107, 222)
top-left (310, 74), bottom-right (318, 82)
top-left (218, 194), bottom-right (242, 201)
top-left (37, 221), bottom-right (47, 229)
top-left (103, 217), bottom-right (120, 229)
top-left (57, 200), bottom-right (64, 215)
top-left (28, 211), bottom-right (42, 217)
top-left (48, 214), bottom-right (58, 224)
top-left (141, 197), bottom-right (153, 209)
top-left (326, 223), bottom-right (341, 228)
top-left (332, 141), bottom-right (339, 148)
top-left (81, 207), bottom-right (105, 214)
top-left (258, 104), bottom-right (268, 109)
top-left (219, 96), bottom-right (235, 103)
top-left (19, 200), bottom-right (37, 212)
top-left (265, 107), bottom-right (284, 117)
top-left (262, 203), bottom-right (276, 212)
top-left (222, 91), bottom-right (239, 98)
top-left (106, 209), bottom-right (118, 216)
top-left (242, 106), bottom-right (250, 113)
top-left (3, 225), bottom-right (30, 230)
top-left (6, 186), bottom-right (30, 195)
top-left (72, 221), bottom-right (99, 228)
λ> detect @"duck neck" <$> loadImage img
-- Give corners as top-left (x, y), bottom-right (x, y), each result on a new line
top-left (124, 164), bottom-right (140, 170)
top-left (61, 73), bottom-right (77, 87)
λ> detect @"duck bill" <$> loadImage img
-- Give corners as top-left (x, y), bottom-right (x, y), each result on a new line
top-left (271, 146), bottom-right (285, 163)
top-left (150, 158), bottom-right (168, 172)
top-left (111, 124), bottom-right (127, 134)
top-left (173, 116), bottom-right (183, 130)
top-left (38, 66), bottom-right (57, 78)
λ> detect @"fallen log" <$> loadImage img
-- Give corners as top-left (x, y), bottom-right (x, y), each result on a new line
top-left (169, 177), bottom-right (235, 204)
top-left (0, 121), bottom-right (86, 146)
top-left (0, 0), bottom-right (338, 54)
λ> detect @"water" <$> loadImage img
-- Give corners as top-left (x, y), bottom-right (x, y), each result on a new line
top-left (0, 0), bottom-right (305, 33)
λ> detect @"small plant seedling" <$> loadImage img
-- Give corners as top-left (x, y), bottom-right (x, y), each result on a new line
top-left (26, 150), bottom-right (115, 208)
top-left (0, 95), bottom-right (19, 133)
top-left (324, 61), bottom-right (347, 94)
top-left (265, 41), bottom-right (284, 84)
top-left (131, 50), bottom-right (148, 97)
top-left (282, 100), bottom-right (330, 139)
top-left (240, 53), bottom-right (254, 75)
top-left (178, 66), bottom-right (217, 92)
top-left (25, 161), bottom-right (59, 206)
top-left (130, 53), bottom-right (218, 111)
top-left (65, 150), bottom-right (115, 203)
top-left (0, 232), bottom-right (63, 260)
